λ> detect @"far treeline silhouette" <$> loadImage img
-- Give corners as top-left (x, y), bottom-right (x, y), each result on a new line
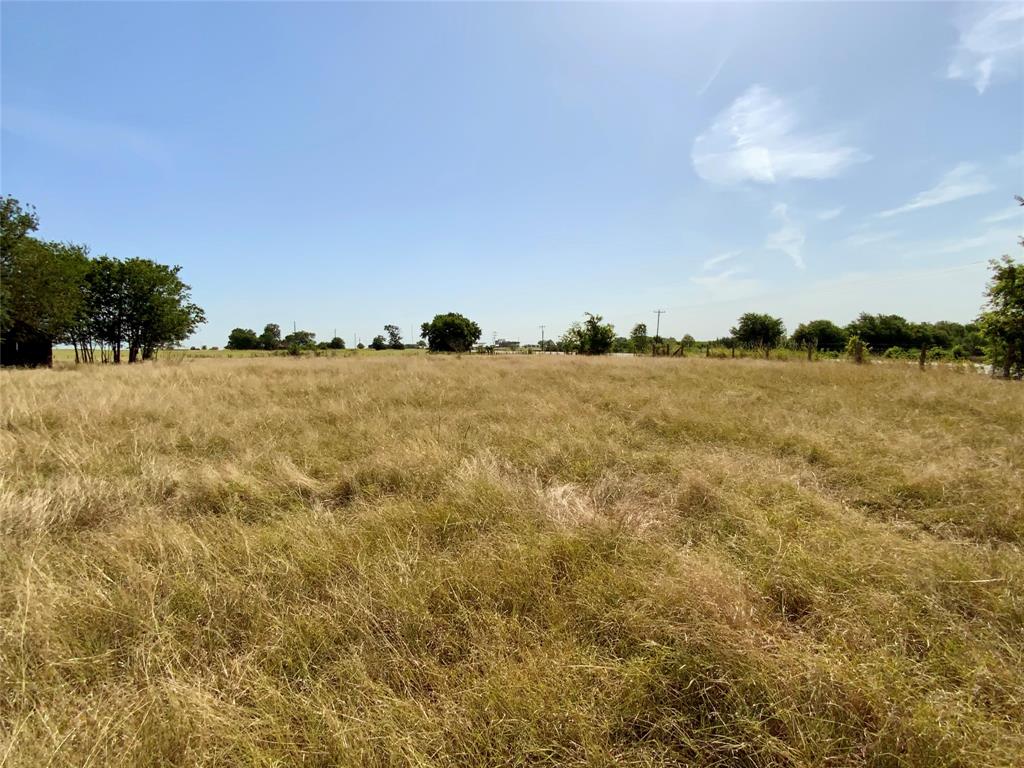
top-left (1, 196), bottom-right (205, 366)
top-left (4, 194), bottom-right (1021, 378)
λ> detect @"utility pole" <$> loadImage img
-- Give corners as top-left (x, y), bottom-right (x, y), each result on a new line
top-left (539, 325), bottom-right (546, 350)
top-left (653, 310), bottom-right (665, 342)
top-left (293, 320), bottom-right (297, 333)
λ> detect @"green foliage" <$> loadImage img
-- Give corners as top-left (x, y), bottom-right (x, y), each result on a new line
top-left (630, 322), bottom-right (649, 354)
top-left (227, 328), bottom-right (260, 350)
top-left (560, 312), bottom-right (616, 355)
top-left (731, 313), bottom-right (785, 355)
top-left (979, 255), bottom-right (1024, 378)
top-left (792, 319), bottom-right (847, 352)
top-left (327, 336), bottom-right (346, 350)
top-left (383, 324), bottom-right (404, 350)
top-left (283, 330), bottom-right (316, 349)
top-left (845, 334), bottom-right (867, 364)
top-left (369, 335), bottom-right (388, 351)
top-left (259, 323), bottom-right (282, 350)
top-left (420, 312), bottom-right (482, 352)
top-left (0, 198), bottom-right (207, 365)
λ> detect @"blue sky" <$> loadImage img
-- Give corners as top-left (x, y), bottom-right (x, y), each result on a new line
top-left (2, 2), bottom-right (1022, 347)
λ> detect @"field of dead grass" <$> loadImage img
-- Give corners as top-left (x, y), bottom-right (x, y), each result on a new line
top-left (1, 354), bottom-right (1022, 766)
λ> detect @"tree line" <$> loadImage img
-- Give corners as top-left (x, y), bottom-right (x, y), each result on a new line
top-left (1, 197), bottom-right (205, 366)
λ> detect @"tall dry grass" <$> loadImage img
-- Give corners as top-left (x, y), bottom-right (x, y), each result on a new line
top-left (1, 355), bottom-right (1022, 766)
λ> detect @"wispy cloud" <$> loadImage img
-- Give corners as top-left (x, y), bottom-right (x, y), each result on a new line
top-left (842, 230), bottom-right (900, 248)
top-left (702, 249), bottom-right (741, 270)
top-left (765, 203), bottom-right (806, 269)
top-left (691, 85), bottom-right (869, 185)
top-left (983, 205), bottom-right (1023, 224)
top-left (697, 50), bottom-right (730, 97)
top-left (689, 266), bottom-right (761, 302)
top-left (948, 3), bottom-right (1024, 94)
top-left (817, 207), bottom-right (844, 221)
top-left (932, 227), bottom-right (1020, 255)
top-left (1, 104), bottom-right (169, 168)
top-left (878, 163), bottom-right (993, 218)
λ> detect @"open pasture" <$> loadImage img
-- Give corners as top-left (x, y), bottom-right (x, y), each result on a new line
top-left (1, 355), bottom-right (1022, 766)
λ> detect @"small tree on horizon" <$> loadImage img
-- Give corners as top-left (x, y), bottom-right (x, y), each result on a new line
top-left (731, 313), bottom-right (785, 358)
top-left (384, 324), bottom-right (404, 350)
top-left (420, 312), bottom-right (481, 352)
top-left (630, 322), bottom-right (649, 354)
top-left (227, 328), bottom-right (260, 349)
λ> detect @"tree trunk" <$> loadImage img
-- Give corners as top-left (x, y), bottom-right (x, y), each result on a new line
top-left (919, 344), bottom-right (928, 370)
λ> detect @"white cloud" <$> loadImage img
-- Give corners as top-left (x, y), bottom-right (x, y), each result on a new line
top-left (689, 266), bottom-right (761, 302)
top-left (878, 163), bottom-right (993, 218)
top-left (765, 203), bottom-right (806, 269)
top-left (932, 227), bottom-right (1019, 255)
top-left (691, 85), bottom-right (869, 184)
top-left (842, 230), bottom-right (900, 248)
top-left (697, 51), bottom-right (730, 97)
top-left (2, 104), bottom-right (169, 168)
top-left (983, 205), bottom-right (1024, 224)
top-left (702, 249), bottom-right (741, 270)
top-left (817, 207), bottom-right (844, 221)
top-left (948, 4), bottom-right (1024, 94)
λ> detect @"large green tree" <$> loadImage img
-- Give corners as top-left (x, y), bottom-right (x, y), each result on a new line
top-left (561, 313), bottom-right (616, 355)
top-left (731, 313), bottom-right (785, 357)
top-left (791, 319), bottom-right (848, 353)
top-left (259, 323), bottom-right (282, 350)
top-left (979, 255), bottom-right (1024, 378)
top-left (384, 324), bottom-right (404, 350)
top-left (420, 312), bottom-right (481, 352)
top-left (227, 328), bottom-right (260, 350)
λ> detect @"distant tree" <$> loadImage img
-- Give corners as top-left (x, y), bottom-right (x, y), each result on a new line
top-left (611, 336), bottom-right (631, 353)
top-left (630, 322), bottom-right (649, 354)
top-left (327, 336), bottom-right (346, 349)
top-left (384, 324), bottom-right (404, 350)
top-left (979, 255), bottom-right (1023, 378)
top-left (846, 334), bottom-right (867, 364)
top-left (3, 238), bottom-right (90, 352)
top-left (119, 258), bottom-right (205, 361)
top-left (415, 339), bottom-right (426, 348)
top-left (369, 334), bottom-right (388, 351)
top-left (561, 312), bottom-right (615, 355)
top-left (845, 313), bottom-right (914, 351)
top-left (259, 323), bottom-right (282, 350)
top-left (731, 313), bottom-right (785, 357)
top-left (356, 342), bottom-right (365, 350)
top-left (227, 328), bottom-right (260, 350)
top-left (420, 312), bottom-right (482, 352)
top-left (537, 338), bottom-right (558, 352)
top-left (682, 334), bottom-right (696, 347)
top-left (792, 319), bottom-right (848, 353)
top-left (283, 330), bottom-right (316, 348)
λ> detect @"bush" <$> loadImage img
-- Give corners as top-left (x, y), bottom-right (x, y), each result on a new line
top-left (845, 334), bottom-right (867, 364)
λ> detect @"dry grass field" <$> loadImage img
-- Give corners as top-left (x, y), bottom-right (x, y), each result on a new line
top-left (1, 355), bottom-right (1022, 767)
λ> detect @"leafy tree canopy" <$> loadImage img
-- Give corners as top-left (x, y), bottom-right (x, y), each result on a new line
top-left (731, 313), bottom-right (785, 350)
top-left (420, 312), bottom-right (481, 352)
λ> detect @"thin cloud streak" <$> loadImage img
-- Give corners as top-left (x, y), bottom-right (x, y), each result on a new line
top-left (765, 203), bottom-right (806, 269)
top-left (702, 249), bottom-right (741, 270)
top-left (877, 163), bottom-right (993, 218)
